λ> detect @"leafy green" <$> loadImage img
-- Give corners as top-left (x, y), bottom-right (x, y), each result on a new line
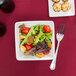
top-left (34, 25), bottom-right (40, 31)
top-left (24, 50), bottom-right (28, 53)
top-left (39, 34), bottom-right (45, 42)
top-left (31, 25), bottom-right (39, 36)
top-left (40, 25), bottom-right (44, 32)
top-left (30, 54), bottom-right (34, 56)
top-left (45, 37), bottom-right (51, 43)
top-left (21, 33), bottom-right (27, 36)
top-left (33, 25), bottom-right (44, 46)
top-left (45, 30), bottom-right (53, 39)
top-left (33, 31), bottom-right (43, 46)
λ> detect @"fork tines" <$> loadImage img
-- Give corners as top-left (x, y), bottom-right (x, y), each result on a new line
top-left (57, 24), bottom-right (66, 34)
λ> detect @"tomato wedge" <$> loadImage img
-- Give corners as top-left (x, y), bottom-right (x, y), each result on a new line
top-left (44, 50), bottom-right (50, 55)
top-left (43, 25), bottom-right (51, 33)
top-left (25, 44), bottom-right (33, 51)
top-left (21, 27), bottom-right (30, 34)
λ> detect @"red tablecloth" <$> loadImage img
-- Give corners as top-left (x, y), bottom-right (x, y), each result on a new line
top-left (0, 0), bottom-right (76, 76)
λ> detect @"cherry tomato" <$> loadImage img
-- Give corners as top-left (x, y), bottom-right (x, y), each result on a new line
top-left (44, 50), bottom-right (50, 55)
top-left (25, 44), bottom-right (33, 51)
top-left (43, 25), bottom-right (51, 33)
top-left (21, 27), bottom-right (30, 34)
top-left (36, 33), bottom-right (39, 36)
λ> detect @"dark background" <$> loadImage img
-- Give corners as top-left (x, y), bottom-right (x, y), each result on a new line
top-left (0, 0), bottom-right (76, 76)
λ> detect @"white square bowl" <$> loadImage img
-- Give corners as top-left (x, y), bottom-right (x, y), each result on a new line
top-left (48, 0), bottom-right (75, 17)
top-left (15, 21), bottom-right (55, 61)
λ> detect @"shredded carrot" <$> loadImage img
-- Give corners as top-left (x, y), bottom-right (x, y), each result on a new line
top-left (48, 42), bottom-right (52, 48)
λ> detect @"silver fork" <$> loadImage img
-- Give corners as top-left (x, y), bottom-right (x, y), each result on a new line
top-left (50, 25), bottom-right (66, 70)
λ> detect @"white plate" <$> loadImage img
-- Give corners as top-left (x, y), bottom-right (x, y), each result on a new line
top-left (48, 0), bottom-right (75, 17)
top-left (15, 21), bottom-right (55, 61)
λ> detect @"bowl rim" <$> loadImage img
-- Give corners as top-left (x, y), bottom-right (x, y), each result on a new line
top-left (15, 21), bottom-right (55, 61)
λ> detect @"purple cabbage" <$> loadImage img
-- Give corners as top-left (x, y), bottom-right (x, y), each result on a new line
top-left (25, 41), bottom-right (51, 55)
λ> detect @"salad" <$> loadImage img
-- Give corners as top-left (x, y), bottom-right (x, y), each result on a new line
top-left (19, 24), bottom-right (53, 58)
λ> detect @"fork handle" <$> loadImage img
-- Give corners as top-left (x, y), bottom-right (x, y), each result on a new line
top-left (50, 41), bottom-right (60, 70)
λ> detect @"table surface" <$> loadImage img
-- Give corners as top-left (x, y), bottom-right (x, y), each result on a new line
top-left (0, 0), bottom-right (76, 76)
